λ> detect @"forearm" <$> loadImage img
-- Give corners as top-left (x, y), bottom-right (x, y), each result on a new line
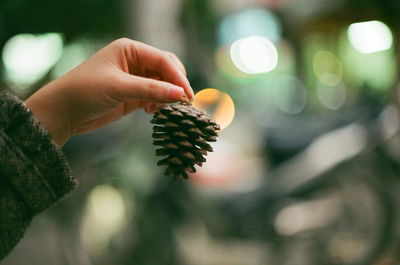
top-left (0, 90), bottom-right (77, 261)
top-left (25, 81), bottom-right (72, 147)
top-left (0, 176), bottom-right (32, 261)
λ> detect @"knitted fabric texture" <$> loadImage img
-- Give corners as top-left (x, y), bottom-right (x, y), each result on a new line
top-left (0, 90), bottom-right (77, 261)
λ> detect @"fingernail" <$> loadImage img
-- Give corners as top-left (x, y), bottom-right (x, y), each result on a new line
top-left (168, 85), bottom-right (184, 100)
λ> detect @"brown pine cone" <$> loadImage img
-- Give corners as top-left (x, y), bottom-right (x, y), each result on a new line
top-left (151, 103), bottom-right (220, 179)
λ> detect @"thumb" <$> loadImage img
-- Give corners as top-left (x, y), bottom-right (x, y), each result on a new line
top-left (115, 72), bottom-right (184, 102)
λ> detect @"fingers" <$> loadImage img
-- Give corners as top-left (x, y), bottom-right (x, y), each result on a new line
top-left (165, 52), bottom-right (187, 76)
top-left (164, 52), bottom-right (195, 99)
top-left (160, 53), bottom-right (194, 99)
top-left (143, 102), bottom-right (163, 114)
top-left (120, 101), bottom-right (161, 115)
top-left (123, 100), bottom-right (147, 114)
top-left (115, 72), bottom-right (184, 102)
top-left (120, 39), bottom-right (194, 99)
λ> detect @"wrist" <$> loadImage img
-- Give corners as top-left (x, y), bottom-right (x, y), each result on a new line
top-left (25, 91), bottom-right (72, 147)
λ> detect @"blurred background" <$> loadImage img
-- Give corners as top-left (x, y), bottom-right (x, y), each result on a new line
top-left (2, 0), bottom-right (400, 264)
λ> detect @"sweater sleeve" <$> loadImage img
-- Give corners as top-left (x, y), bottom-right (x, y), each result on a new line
top-left (0, 90), bottom-right (78, 261)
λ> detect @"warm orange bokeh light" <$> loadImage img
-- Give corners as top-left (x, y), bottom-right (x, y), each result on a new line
top-left (192, 88), bottom-right (235, 130)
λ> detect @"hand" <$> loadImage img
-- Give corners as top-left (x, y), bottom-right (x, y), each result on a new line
top-left (25, 38), bottom-right (194, 146)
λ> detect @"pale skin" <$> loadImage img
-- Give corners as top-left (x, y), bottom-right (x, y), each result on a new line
top-left (25, 38), bottom-right (194, 146)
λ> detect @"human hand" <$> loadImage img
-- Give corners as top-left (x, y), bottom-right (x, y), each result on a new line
top-left (25, 38), bottom-right (194, 147)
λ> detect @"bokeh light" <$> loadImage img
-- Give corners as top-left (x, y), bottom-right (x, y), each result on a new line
top-left (230, 36), bottom-right (278, 74)
top-left (316, 81), bottom-right (347, 110)
top-left (214, 45), bottom-right (253, 81)
top-left (340, 28), bottom-right (396, 93)
top-left (313, 51), bottom-right (343, 86)
top-left (216, 38), bottom-right (292, 82)
top-left (347, 20), bottom-right (393, 54)
top-left (81, 184), bottom-right (128, 255)
top-left (218, 8), bottom-right (282, 45)
top-left (272, 76), bottom-right (308, 114)
top-left (2, 33), bottom-right (63, 90)
top-left (192, 88), bottom-right (235, 130)
top-left (274, 196), bottom-right (340, 236)
top-left (379, 105), bottom-right (400, 140)
top-left (190, 139), bottom-right (246, 188)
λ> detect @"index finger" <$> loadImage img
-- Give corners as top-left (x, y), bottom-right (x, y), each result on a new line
top-left (121, 39), bottom-right (194, 99)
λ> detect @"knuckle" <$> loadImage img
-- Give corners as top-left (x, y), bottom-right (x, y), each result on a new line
top-left (165, 51), bottom-right (186, 74)
top-left (160, 54), bottom-right (181, 74)
top-left (160, 55), bottom-right (173, 67)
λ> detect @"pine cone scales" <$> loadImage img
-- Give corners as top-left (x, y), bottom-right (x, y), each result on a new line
top-left (151, 104), bottom-right (220, 179)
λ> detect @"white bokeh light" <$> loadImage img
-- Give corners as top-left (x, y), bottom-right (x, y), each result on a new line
top-left (317, 80), bottom-right (347, 110)
top-left (347, 20), bottom-right (393, 54)
top-left (230, 36), bottom-right (278, 74)
top-left (2, 33), bottom-right (63, 88)
top-left (273, 76), bottom-right (308, 114)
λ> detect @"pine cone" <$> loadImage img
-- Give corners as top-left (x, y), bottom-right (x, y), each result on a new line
top-left (151, 103), bottom-right (220, 179)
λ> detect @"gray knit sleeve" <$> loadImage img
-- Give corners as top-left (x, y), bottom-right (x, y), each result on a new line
top-left (0, 90), bottom-right (78, 261)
